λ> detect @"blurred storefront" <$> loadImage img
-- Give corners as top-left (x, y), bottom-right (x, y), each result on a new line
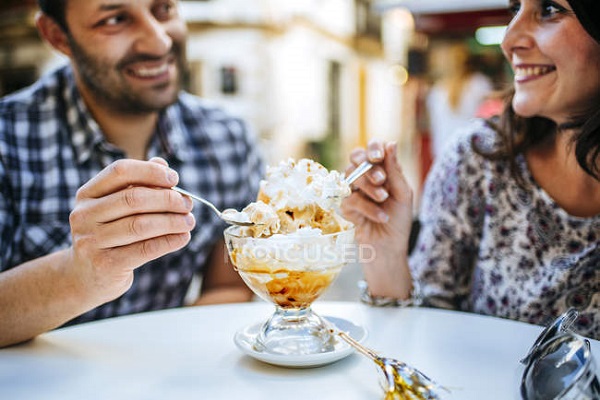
top-left (375, 0), bottom-right (512, 200)
top-left (179, 0), bottom-right (416, 173)
top-left (0, 1), bottom-right (407, 171)
top-left (0, 0), bottom-right (58, 95)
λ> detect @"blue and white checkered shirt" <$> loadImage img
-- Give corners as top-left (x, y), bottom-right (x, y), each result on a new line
top-left (0, 65), bottom-right (264, 325)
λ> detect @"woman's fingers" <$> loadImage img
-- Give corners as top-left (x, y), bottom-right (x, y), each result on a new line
top-left (349, 148), bottom-right (367, 165)
top-left (342, 140), bottom-right (413, 226)
top-left (366, 140), bottom-right (385, 163)
top-left (348, 140), bottom-right (390, 201)
top-left (383, 142), bottom-right (413, 204)
top-left (342, 191), bottom-right (389, 223)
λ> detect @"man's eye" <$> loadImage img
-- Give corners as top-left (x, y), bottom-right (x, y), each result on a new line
top-left (103, 14), bottom-right (128, 26)
top-left (154, 3), bottom-right (176, 20)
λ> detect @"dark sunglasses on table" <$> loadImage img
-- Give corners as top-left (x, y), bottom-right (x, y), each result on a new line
top-left (520, 308), bottom-right (600, 400)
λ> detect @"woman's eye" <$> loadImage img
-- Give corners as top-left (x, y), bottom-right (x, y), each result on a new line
top-left (541, 1), bottom-right (565, 18)
top-left (508, 1), bottom-right (520, 16)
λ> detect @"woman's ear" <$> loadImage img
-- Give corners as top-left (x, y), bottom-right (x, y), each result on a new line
top-left (35, 12), bottom-right (72, 58)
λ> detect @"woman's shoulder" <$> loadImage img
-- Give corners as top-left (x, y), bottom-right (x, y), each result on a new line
top-left (424, 119), bottom-right (511, 199)
top-left (420, 119), bottom-right (515, 224)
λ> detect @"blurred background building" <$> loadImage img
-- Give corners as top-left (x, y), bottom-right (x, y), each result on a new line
top-left (0, 0), bottom-right (511, 198)
top-left (0, 0), bottom-right (512, 300)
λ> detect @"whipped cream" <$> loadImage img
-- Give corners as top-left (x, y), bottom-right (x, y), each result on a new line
top-left (241, 158), bottom-right (352, 237)
top-left (259, 158), bottom-right (350, 211)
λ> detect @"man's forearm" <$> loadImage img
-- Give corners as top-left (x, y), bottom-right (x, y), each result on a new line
top-left (0, 249), bottom-right (94, 348)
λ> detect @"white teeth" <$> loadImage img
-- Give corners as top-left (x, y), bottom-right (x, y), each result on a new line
top-left (514, 66), bottom-right (555, 78)
top-left (132, 64), bottom-right (168, 77)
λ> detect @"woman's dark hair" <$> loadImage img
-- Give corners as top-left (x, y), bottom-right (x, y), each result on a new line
top-left (475, 88), bottom-right (600, 184)
top-left (37, 0), bottom-right (69, 33)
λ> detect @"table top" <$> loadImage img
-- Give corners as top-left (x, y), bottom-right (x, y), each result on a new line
top-left (1, 301), bottom-right (598, 400)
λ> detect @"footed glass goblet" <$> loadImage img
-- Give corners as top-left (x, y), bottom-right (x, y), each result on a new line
top-left (224, 225), bottom-right (355, 356)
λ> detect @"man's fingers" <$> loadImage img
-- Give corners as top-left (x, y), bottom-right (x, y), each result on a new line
top-left (77, 159), bottom-right (179, 200)
top-left (76, 186), bottom-right (193, 224)
top-left (93, 212), bottom-right (196, 249)
top-left (149, 157), bottom-right (169, 167)
top-left (92, 233), bottom-right (192, 271)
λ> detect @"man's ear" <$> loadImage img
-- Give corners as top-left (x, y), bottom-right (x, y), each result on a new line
top-left (35, 12), bottom-right (72, 57)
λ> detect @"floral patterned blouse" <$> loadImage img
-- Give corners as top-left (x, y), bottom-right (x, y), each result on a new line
top-left (409, 120), bottom-right (599, 340)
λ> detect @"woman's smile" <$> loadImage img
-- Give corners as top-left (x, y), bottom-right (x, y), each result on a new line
top-left (513, 64), bottom-right (557, 83)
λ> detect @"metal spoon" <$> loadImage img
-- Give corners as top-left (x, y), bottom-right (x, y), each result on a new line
top-left (171, 186), bottom-right (255, 227)
top-left (345, 160), bottom-right (374, 185)
top-left (335, 330), bottom-right (449, 399)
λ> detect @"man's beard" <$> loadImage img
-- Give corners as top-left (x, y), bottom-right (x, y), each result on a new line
top-left (67, 35), bottom-right (186, 115)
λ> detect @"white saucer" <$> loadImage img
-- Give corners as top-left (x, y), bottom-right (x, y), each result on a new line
top-left (234, 316), bottom-right (367, 368)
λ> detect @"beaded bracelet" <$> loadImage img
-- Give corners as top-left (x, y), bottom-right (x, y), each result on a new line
top-left (358, 279), bottom-right (422, 307)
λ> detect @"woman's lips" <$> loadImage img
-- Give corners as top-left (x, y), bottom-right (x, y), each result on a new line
top-left (513, 65), bottom-right (557, 83)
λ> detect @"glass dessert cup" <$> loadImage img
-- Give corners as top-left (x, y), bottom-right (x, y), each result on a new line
top-left (224, 225), bottom-right (355, 356)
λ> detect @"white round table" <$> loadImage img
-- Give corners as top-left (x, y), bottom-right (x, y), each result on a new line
top-left (0, 301), bottom-right (598, 400)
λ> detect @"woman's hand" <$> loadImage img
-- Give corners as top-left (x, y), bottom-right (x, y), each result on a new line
top-left (341, 141), bottom-right (414, 298)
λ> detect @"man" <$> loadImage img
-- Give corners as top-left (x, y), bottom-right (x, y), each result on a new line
top-left (0, 0), bottom-right (262, 347)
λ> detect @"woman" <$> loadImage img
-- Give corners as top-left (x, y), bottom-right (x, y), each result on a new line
top-left (342, 0), bottom-right (600, 340)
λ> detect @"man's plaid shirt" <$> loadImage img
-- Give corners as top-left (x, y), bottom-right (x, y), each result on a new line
top-left (0, 65), bottom-right (264, 325)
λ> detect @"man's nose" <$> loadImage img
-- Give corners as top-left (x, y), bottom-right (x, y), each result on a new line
top-left (133, 16), bottom-right (173, 56)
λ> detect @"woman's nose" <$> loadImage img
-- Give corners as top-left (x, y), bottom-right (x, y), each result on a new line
top-left (501, 8), bottom-right (535, 57)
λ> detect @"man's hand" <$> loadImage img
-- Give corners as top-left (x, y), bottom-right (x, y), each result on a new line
top-left (67, 157), bottom-right (195, 304)
top-left (0, 158), bottom-right (198, 347)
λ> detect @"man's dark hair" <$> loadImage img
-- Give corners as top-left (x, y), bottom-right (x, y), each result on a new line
top-left (37, 0), bottom-right (69, 33)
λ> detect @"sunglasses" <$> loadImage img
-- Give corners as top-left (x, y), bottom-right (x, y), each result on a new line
top-left (520, 308), bottom-right (600, 400)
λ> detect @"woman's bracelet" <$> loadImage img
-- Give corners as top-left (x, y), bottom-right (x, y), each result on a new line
top-left (358, 279), bottom-right (422, 307)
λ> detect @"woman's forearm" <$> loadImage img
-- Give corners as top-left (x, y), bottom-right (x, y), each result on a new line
top-left (361, 248), bottom-right (413, 300)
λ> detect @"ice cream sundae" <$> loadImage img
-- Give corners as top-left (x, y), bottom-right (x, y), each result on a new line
top-left (240, 158), bottom-right (352, 237)
top-left (224, 158), bottom-right (355, 355)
